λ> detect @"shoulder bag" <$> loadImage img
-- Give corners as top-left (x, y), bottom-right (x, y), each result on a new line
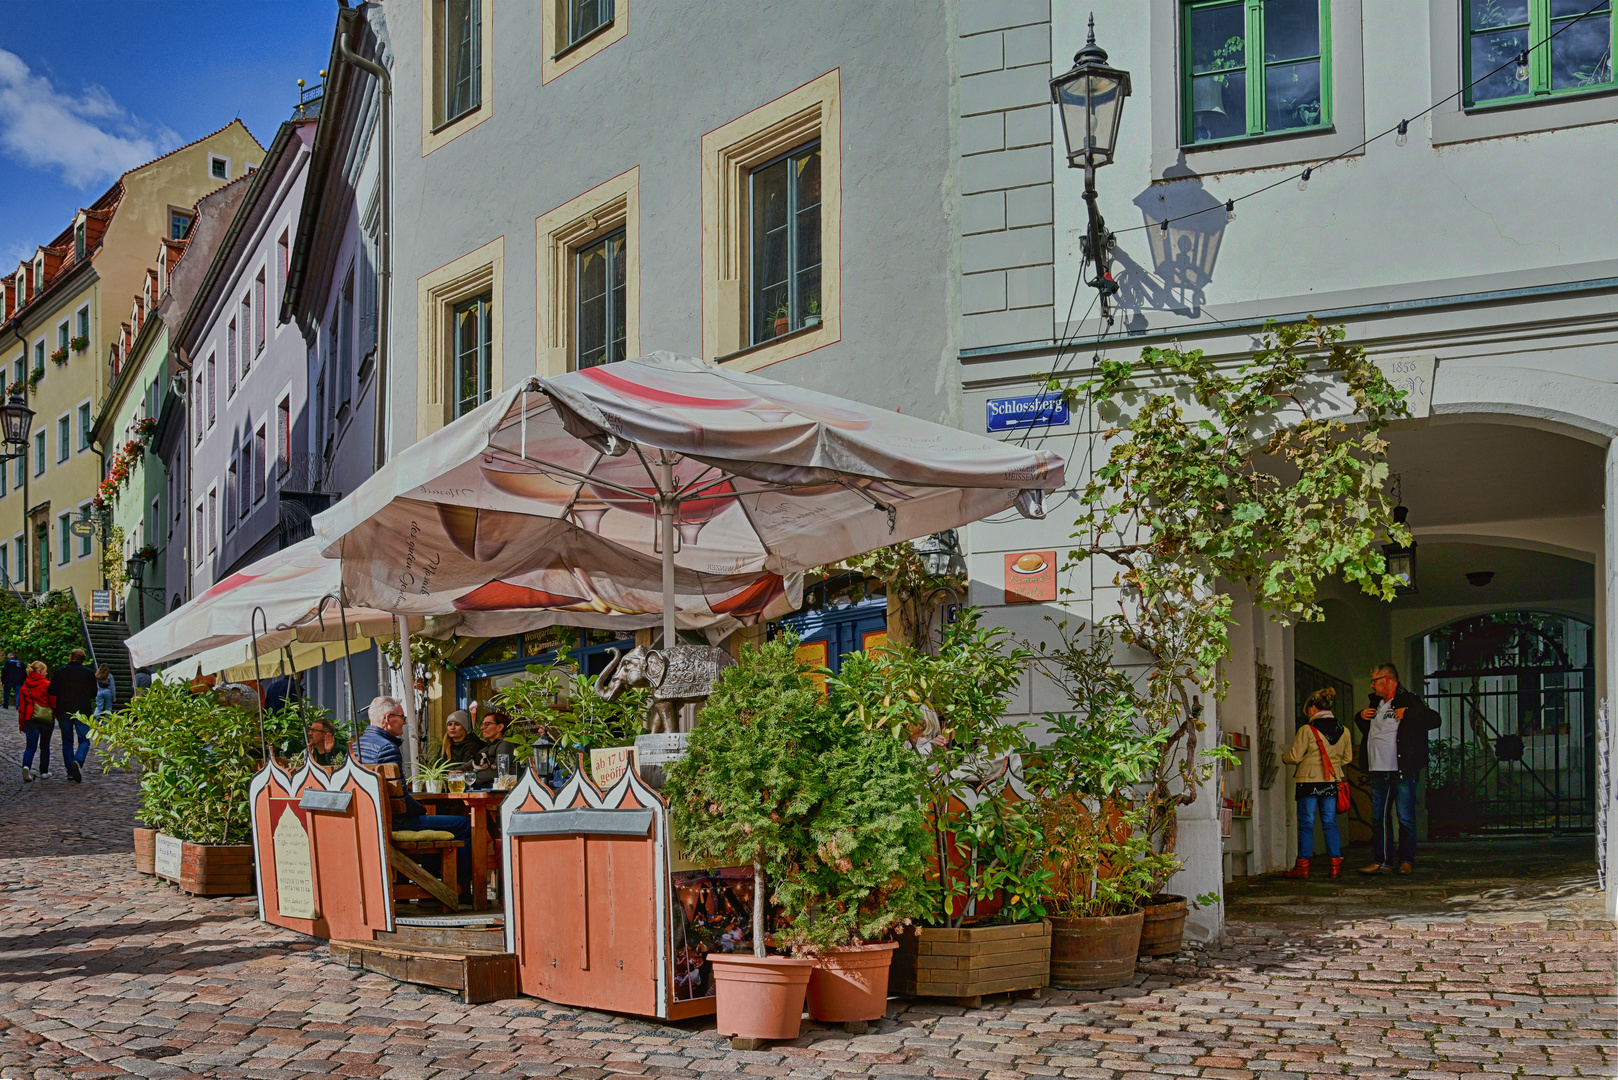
top-left (1310, 727), bottom-right (1350, 812)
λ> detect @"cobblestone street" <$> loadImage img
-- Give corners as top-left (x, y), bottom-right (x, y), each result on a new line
top-left (2, 719), bottom-right (1615, 1079)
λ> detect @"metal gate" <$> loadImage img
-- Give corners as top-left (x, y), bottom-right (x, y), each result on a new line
top-left (1421, 612), bottom-right (1596, 834)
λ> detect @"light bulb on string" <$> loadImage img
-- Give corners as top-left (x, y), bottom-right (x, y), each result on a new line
top-left (1225, 198), bottom-right (1235, 221)
top-left (1159, 218), bottom-right (1169, 237)
top-left (1515, 49), bottom-right (1530, 83)
top-left (1297, 166), bottom-right (1312, 191)
top-left (1395, 119), bottom-right (1409, 147)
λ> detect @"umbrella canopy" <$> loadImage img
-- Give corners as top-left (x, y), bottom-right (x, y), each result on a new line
top-left (314, 353), bottom-right (1064, 637)
top-left (125, 538), bottom-right (400, 668)
top-left (156, 632), bottom-right (378, 684)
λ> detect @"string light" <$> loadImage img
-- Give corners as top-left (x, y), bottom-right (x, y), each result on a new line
top-left (1225, 198), bottom-right (1235, 221)
top-left (1515, 49), bottom-right (1530, 83)
top-left (1159, 218), bottom-right (1169, 237)
top-left (1297, 166), bottom-right (1311, 191)
top-left (1395, 119), bottom-right (1409, 147)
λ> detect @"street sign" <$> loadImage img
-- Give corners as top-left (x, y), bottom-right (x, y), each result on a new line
top-left (985, 393), bottom-right (1070, 433)
top-left (91, 590), bottom-right (111, 614)
top-left (70, 519), bottom-right (96, 537)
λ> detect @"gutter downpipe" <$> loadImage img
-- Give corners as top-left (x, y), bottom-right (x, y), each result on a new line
top-left (337, 30), bottom-right (391, 475)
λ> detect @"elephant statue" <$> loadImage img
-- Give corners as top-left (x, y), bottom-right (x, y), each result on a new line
top-left (595, 643), bottom-right (730, 734)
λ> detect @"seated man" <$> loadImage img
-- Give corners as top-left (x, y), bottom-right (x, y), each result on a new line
top-left (356, 696), bottom-right (472, 894)
top-left (307, 718), bottom-right (343, 768)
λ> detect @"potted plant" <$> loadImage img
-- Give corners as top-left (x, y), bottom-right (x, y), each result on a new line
top-left (775, 692), bottom-right (931, 1026)
top-left (70, 334), bottom-right (89, 353)
top-left (663, 635), bottom-right (821, 1044)
top-left (831, 611), bottom-right (1053, 1007)
top-left (769, 302), bottom-right (792, 339)
top-left (49, 345), bottom-right (68, 366)
top-left (413, 755), bottom-right (451, 794)
top-left (93, 681), bottom-right (263, 896)
top-left (804, 296), bottom-right (822, 329)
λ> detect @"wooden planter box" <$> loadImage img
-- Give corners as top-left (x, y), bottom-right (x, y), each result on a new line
top-left (154, 834), bottom-right (255, 896)
top-left (133, 828), bottom-right (156, 875)
top-left (893, 920), bottom-right (1050, 1007)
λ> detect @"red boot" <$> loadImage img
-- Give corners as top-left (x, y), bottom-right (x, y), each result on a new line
top-left (1283, 858), bottom-right (1309, 879)
top-left (1329, 858), bottom-right (1343, 878)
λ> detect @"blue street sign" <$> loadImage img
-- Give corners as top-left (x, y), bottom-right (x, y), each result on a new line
top-left (986, 393), bottom-right (1070, 433)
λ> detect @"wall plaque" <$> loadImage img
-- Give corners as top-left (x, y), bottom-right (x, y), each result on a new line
top-left (153, 834), bottom-right (183, 882)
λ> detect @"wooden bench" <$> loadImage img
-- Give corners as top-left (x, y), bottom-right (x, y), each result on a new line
top-left (372, 762), bottom-right (461, 912)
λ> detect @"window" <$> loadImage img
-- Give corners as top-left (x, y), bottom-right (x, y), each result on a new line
top-left (226, 460), bottom-right (238, 530)
top-left (240, 300), bottom-right (252, 377)
top-left (453, 293), bottom-right (493, 418)
top-left (749, 143), bottom-right (822, 346)
top-left (277, 230), bottom-right (290, 293)
top-left (207, 351), bottom-right (217, 426)
top-left (1182, 0), bottom-right (1330, 145)
top-left (424, 0), bottom-right (492, 152)
top-left (170, 210), bottom-right (193, 240)
top-left (78, 505), bottom-right (92, 558)
top-left (13, 447), bottom-right (21, 489)
top-left (77, 403), bottom-right (90, 450)
top-left (58, 514), bottom-right (70, 565)
top-left (255, 271), bottom-right (267, 352)
top-left (11, 357), bottom-right (21, 387)
top-left (227, 319), bottom-right (238, 394)
top-left (210, 155), bottom-right (229, 180)
top-left (207, 489), bottom-right (217, 553)
top-left (568, 0), bottom-right (614, 45)
top-left (338, 269), bottom-right (354, 409)
top-left (254, 424), bottom-right (267, 503)
top-left (575, 230), bottom-right (626, 368)
top-left (0, 543), bottom-right (7, 586)
top-left (33, 431), bottom-right (44, 476)
top-left (56, 416), bottom-right (68, 462)
top-left (442, 0), bottom-right (482, 123)
top-left (33, 340), bottom-right (44, 375)
top-left (194, 503), bottom-right (204, 566)
top-left (1466, 0), bottom-right (1614, 106)
top-left (74, 222), bottom-right (86, 262)
top-left (34, 259), bottom-right (43, 293)
top-left (701, 70), bottom-right (841, 371)
top-left (11, 539), bottom-right (20, 583)
top-left (57, 322), bottom-right (68, 352)
top-left (277, 396), bottom-right (291, 478)
top-left (76, 305), bottom-right (89, 341)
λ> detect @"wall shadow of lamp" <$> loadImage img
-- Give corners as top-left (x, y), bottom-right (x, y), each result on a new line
top-left (1051, 13), bottom-right (1131, 323)
top-left (1130, 156), bottom-right (1230, 318)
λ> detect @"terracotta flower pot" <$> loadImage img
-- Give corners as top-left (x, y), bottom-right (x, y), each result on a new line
top-left (773, 316), bottom-right (791, 337)
top-left (709, 953), bottom-right (815, 1041)
top-left (1138, 894), bottom-right (1189, 957)
top-left (133, 827), bottom-right (156, 875)
top-left (1049, 910), bottom-right (1143, 990)
top-left (806, 941), bottom-right (897, 1022)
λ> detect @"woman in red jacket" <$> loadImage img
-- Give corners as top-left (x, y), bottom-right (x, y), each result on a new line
top-left (20, 661), bottom-right (56, 781)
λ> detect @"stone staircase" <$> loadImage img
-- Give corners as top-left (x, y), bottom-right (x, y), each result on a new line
top-left (84, 620), bottom-right (134, 704)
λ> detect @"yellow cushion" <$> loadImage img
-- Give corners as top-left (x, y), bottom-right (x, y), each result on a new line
top-left (392, 829), bottom-right (457, 842)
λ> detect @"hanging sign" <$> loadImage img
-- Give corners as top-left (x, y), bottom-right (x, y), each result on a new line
top-left (153, 833), bottom-right (183, 882)
top-left (985, 394), bottom-right (1070, 433)
top-left (1004, 551), bottom-right (1057, 604)
top-left (271, 801), bottom-right (318, 920)
top-left (70, 519), bottom-right (96, 537)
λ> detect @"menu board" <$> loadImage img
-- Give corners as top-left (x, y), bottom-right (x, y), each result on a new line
top-left (272, 802), bottom-right (318, 920)
top-left (153, 834), bottom-right (183, 882)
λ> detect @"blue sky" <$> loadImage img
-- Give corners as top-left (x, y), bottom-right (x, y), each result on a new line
top-left (0, 0), bottom-right (336, 264)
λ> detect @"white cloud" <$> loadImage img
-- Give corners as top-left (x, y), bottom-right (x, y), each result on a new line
top-left (0, 50), bottom-right (179, 189)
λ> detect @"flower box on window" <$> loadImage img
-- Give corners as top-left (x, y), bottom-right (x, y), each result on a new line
top-left (70, 335), bottom-right (89, 352)
top-left (49, 347), bottom-right (68, 366)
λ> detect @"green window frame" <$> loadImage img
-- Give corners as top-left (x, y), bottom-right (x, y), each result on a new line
top-left (1181, 0), bottom-right (1333, 146)
top-left (1464, 0), bottom-right (1615, 108)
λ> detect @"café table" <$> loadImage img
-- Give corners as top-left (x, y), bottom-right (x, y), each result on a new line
top-left (412, 789), bottom-right (508, 910)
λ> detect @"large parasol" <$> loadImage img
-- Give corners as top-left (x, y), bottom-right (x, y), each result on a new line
top-left (313, 352), bottom-right (1065, 653)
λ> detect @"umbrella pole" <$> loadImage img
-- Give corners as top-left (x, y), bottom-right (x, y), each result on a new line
top-left (660, 456), bottom-right (676, 651)
top-left (397, 615), bottom-right (419, 771)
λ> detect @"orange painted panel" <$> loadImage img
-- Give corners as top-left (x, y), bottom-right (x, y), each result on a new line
top-left (794, 641), bottom-right (829, 697)
top-left (860, 630), bottom-right (888, 653)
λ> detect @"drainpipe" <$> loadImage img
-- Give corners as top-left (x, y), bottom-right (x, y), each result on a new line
top-left (10, 324), bottom-right (27, 591)
top-left (174, 345), bottom-right (194, 602)
top-left (338, 28), bottom-right (392, 474)
top-left (91, 443), bottom-right (106, 593)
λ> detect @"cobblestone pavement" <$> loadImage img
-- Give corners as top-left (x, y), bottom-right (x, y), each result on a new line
top-left (2, 718), bottom-right (1614, 1079)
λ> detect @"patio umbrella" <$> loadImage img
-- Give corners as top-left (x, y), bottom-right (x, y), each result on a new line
top-left (313, 352), bottom-right (1065, 651)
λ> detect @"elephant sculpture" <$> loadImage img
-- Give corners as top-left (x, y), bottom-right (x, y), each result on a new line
top-left (594, 643), bottom-right (730, 734)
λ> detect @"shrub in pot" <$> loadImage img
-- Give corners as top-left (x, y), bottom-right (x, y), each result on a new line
top-left (774, 698), bottom-right (931, 1023)
top-left (663, 634), bottom-right (822, 1042)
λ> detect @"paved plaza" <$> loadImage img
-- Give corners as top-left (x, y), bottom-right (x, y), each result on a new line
top-left (1, 719), bottom-right (1614, 1079)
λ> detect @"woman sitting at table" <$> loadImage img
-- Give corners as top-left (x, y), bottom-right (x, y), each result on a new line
top-left (441, 710), bottom-right (485, 767)
top-left (474, 710), bottom-right (519, 787)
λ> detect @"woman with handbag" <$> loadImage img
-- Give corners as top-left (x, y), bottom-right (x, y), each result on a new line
top-left (1281, 686), bottom-right (1353, 878)
top-left (19, 661), bottom-right (57, 782)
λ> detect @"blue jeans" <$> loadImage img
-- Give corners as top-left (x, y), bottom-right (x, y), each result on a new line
top-left (94, 688), bottom-right (115, 716)
top-left (73, 718), bottom-right (92, 767)
top-left (22, 720), bottom-right (53, 772)
top-left (1296, 793), bottom-right (1340, 858)
top-left (3, 684), bottom-right (17, 707)
top-left (1370, 770), bottom-right (1421, 867)
top-left (56, 717), bottom-right (81, 777)
top-left (395, 813), bottom-right (472, 892)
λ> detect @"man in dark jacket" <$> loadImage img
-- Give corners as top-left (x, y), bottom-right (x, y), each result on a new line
top-left (1355, 663), bottom-right (1442, 875)
top-left (355, 696), bottom-right (471, 892)
top-left (47, 649), bottom-right (97, 783)
top-left (1, 652), bottom-right (24, 708)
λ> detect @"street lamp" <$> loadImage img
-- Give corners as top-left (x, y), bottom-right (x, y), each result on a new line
top-left (0, 392), bottom-right (34, 592)
top-left (1051, 13), bottom-right (1132, 315)
top-left (1382, 503), bottom-right (1418, 595)
top-left (533, 731), bottom-right (557, 787)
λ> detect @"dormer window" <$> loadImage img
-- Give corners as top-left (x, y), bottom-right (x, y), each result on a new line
top-left (33, 259), bottom-right (43, 293)
top-left (74, 222), bottom-right (86, 262)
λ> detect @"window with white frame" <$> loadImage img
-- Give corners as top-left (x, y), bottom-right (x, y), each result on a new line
top-left (227, 319), bottom-right (238, 395)
top-left (210, 155), bottom-right (229, 181)
top-left (277, 395), bottom-right (291, 479)
top-left (277, 230), bottom-right (290, 294)
top-left (56, 321), bottom-right (68, 354)
top-left (338, 268), bottom-right (354, 412)
top-left (33, 431), bottom-right (44, 476)
top-left (56, 415), bottom-right (68, 462)
top-left (195, 502), bottom-right (205, 565)
top-left (254, 424), bottom-right (267, 503)
top-left (240, 296), bottom-right (252, 377)
top-left (77, 402), bottom-right (91, 451)
top-left (207, 351), bottom-right (217, 425)
top-left (75, 305), bottom-right (88, 342)
top-left (58, 513), bottom-right (70, 565)
top-left (78, 504), bottom-right (92, 558)
top-left (255, 270), bottom-right (266, 352)
top-left (207, 487), bottom-right (217, 553)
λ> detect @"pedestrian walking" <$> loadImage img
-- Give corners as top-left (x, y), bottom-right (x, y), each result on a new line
top-left (1, 651), bottom-right (24, 708)
top-left (19, 661), bottom-right (55, 781)
top-left (47, 649), bottom-right (97, 783)
top-left (1356, 662), bottom-right (1443, 875)
top-left (94, 664), bottom-right (116, 716)
top-left (1281, 686), bottom-right (1353, 878)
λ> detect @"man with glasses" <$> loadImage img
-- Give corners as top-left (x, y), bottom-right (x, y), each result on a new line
top-left (1356, 664), bottom-right (1442, 876)
top-left (356, 696), bottom-right (472, 894)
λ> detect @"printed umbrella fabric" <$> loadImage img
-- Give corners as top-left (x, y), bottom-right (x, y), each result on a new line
top-left (312, 353), bottom-right (1064, 632)
top-left (124, 538), bottom-right (400, 668)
